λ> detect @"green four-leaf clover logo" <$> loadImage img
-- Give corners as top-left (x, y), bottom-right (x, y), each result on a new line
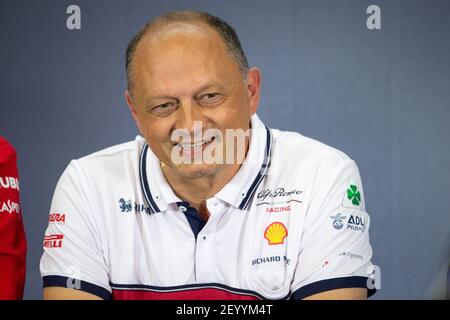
top-left (347, 184), bottom-right (361, 206)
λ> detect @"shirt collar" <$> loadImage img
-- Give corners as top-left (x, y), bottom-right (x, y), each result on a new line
top-left (139, 143), bottom-right (180, 213)
top-left (139, 114), bottom-right (273, 213)
top-left (215, 114), bottom-right (273, 209)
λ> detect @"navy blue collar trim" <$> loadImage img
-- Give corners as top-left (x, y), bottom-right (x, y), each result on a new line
top-left (139, 144), bottom-right (161, 213)
top-left (238, 126), bottom-right (273, 210)
top-left (139, 125), bottom-right (273, 213)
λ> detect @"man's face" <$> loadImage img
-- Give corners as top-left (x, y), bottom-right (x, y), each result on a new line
top-left (126, 23), bottom-right (260, 179)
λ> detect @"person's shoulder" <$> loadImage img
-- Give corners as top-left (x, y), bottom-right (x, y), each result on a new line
top-left (51, 137), bottom-right (146, 198)
top-left (272, 128), bottom-right (352, 165)
top-left (270, 128), bottom-right (361, 194)
top-left (0, 136), bottom-right (13, 149)
top-left (0, 136), bottom-right (8, 146)
top-left (68, 136), bottom-right (145, 173)
top-left (0, 136), bottom-right (16, 164)
top-left (81, 136), bottom-right (144, 160)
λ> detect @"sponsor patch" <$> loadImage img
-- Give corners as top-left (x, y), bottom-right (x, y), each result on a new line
top-left (0, 200), bottom-right (20, 214)
top-left (252, 255), bottom-right (291, 266)
top-left (256, 187), bottom-right (302, 206)
top-left (0, 176), bottom-right (19, 190)
top-left (265, 205), bottom-right (291, 213)
top-left (49, 213), bottom-right (66, 225)
top-left (342, 179), bottom-right (362, 208)
top-left (43, 234), bottom-right (64, 248)
top-left (264, 222), bottom-right (288, 245)
top-left (330, 213), bottom-right (367, 232)
top-left (119, 198), bottom-right (154, 215)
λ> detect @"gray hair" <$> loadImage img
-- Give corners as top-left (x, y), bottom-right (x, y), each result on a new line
top-left (125, 11), bottom-right (249, 96)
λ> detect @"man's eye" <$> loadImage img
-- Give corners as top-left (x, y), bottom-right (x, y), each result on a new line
top-left (200, 93), bottom-right (222, 104)
top-left (151, 102), bottom-right (177, 116)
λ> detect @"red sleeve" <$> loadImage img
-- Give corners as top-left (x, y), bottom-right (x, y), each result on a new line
top-left (0, 137), bottom-right (27, 299)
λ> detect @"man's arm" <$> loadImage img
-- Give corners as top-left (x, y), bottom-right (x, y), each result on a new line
top-left (0, 137), bottom-right (27, 299)
top-left (40, 161), bottom-right (111, 300)
top-left (44, 287), bottom-right (103, 300)
top-left (303, 288), bottom-right (367, 300)
top-left (290, 158), bottom-right (375, 300)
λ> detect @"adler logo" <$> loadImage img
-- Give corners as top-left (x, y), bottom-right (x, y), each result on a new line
top-left (43, 234), bottom-right (64, 248)
top-left (347, 215), bottom-right (366, 232)
top-left (49, 213), bottom-right (66, 225)
top-left (0, 177), bottom-right (19, 190)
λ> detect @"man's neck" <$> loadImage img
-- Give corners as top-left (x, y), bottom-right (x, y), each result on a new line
top-left (161, 162), bottom-right (242, 210)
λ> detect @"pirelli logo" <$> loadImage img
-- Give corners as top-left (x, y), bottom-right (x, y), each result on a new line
top-left (43, 234), bottom-right (64, 248)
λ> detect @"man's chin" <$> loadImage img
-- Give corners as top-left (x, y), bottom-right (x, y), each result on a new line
top-left (174, 163), bottom-right (220, 178)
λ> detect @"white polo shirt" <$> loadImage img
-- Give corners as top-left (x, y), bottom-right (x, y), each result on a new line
top-left (40, 114), bottom-right (375, 300)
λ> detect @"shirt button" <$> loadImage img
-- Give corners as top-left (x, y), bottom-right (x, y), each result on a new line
top-left (179, 206), bottom-right (187, 212)
top-left (202, 235), bottom-right (207, 241)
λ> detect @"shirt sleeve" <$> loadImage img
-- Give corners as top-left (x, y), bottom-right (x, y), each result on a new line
top-left (291, 157), bottom-right (376, 299)
top-left (0, 137), bottom-right (27, 300)
top-left (39, 160), bottom-right (111, 299)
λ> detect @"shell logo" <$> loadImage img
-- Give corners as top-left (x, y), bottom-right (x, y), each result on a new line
top-left (264, 222), bottom-right (288, 245)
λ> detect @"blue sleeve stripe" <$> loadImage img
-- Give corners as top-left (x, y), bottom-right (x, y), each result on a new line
top-left (43, 275), bottom-right (111, 300)
top-left (292, 276), bottom-right (376, 300)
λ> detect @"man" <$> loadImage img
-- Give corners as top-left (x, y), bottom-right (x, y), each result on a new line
top-left (0, 137), bottom-right (27, 299)
top-left (40, 11), bottom-right (375, 300)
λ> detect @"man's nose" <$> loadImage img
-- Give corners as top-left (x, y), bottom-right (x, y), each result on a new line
top-left (174, 99), bottom-right (207, 134)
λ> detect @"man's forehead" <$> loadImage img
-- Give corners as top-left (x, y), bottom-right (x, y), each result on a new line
top-left (135, 25), bottom-right (236, 77)
top-left (130, 20), bottom-right (244, 100)
top-left (133, 23), bottom-right (228, 74)
top-left (139, 21), bottom-right (224, 52)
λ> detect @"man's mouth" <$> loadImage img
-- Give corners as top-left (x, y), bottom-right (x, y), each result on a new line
top-left (175, 136), bottom-right (216, 149)
top-left (180, 140), bottom-right (209, 149)
top-left (171, 137), bottom-right (217, 161)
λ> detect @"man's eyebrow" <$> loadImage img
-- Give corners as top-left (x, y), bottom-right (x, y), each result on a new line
top-left (195, 83), bottom-right (225, 95)
top-left (144, 83), bottom-right (226, 105)
top-left (144, 96), bottom-right (177, 107)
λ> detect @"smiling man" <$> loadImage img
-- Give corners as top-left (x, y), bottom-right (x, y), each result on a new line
top-left (126, 17), bottom-right (257, 215)
top-left (40, 11), bottom-right (376, 300)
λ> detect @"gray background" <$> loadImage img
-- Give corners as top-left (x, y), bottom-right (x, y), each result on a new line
top-left (0, 0), bottom-right (449, 299)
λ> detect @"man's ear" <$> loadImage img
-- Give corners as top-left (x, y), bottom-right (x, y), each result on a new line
top-left (246, 67), bottom-right (261, 116)
top-left (125, 90), bottom-right (143, 134)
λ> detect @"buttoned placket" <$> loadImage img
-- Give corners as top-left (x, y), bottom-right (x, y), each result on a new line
top-left (194, 198), bottom-right (228, 283)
